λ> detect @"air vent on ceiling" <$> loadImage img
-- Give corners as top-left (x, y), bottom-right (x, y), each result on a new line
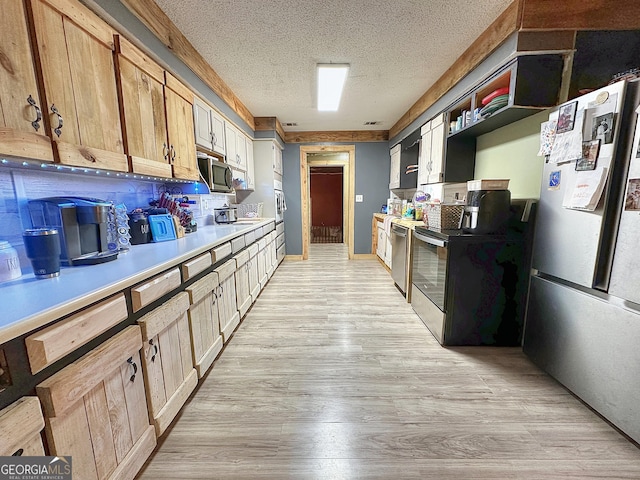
top-left (364, 121), bottom-right (381, 125)
top-left (283, 122), bottom-right (298, 127)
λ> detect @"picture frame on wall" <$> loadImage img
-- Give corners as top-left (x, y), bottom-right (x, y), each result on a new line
top-left (556, 101), bottom-right (578, 134)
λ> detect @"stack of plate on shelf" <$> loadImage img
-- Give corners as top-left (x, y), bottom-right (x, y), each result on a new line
top-left (479, 87), bottom-right (510, 119)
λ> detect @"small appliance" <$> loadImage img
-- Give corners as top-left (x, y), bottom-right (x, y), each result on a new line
top-left (197, 154), bottom-right (233, 193)
top-left (27, 197), bottom-right (118, 265)
top-left (214, 206), bottom-right (237, 224)
top-left (461, 189), bottom-right (511, 234)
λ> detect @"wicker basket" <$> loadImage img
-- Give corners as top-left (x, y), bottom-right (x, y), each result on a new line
top-left (424, 203), bottom-right (464, 230)
top-left (232, 202), bottom-right (263, 218)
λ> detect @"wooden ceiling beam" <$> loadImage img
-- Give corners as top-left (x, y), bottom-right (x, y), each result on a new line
top-left (284, 131), bottom-right (389, 144)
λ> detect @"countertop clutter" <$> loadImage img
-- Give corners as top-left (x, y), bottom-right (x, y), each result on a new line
top-left (0, 219), bottom-right (273, 344)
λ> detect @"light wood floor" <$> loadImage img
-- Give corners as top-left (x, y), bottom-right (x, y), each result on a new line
top-left (137, 244), bottom-right (640, 479)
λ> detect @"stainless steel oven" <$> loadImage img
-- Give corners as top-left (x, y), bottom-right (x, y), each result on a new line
top-left (412, 229), bottom-right (447, 311)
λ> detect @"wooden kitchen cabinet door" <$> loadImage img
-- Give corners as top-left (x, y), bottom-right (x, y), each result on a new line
top-left (185, 272), bottom-right (223, 378)
top-left (165, 73), bottom-right (198, 180)
top-left (138, 291), bottom-right (197, 437)
top-left (234, 250), bottom-right (251, 318)
top-left (36, 326), bottom-right (156, 480)
top-left (0, 397), bottom-right (46, 457)
top-left (28, 0), bottom-right (127, 171)
top-left (247, 244), bottom-right (260, 302)
top-left (0, 0), bottom-right (53, 162)
top-left (214, 259), bottom-right (240, 343)
top-left (115, 36), bottom-right (171, 178)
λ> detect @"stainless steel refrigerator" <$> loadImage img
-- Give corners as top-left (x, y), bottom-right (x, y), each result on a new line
top-left (524, 79), bottom-right (640, 443)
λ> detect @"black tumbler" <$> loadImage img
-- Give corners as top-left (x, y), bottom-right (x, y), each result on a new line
top-left (23, 228), bottom-right (61, 278)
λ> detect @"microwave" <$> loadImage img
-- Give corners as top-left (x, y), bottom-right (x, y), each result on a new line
top-left (198, 155), bottom-right (233, 193)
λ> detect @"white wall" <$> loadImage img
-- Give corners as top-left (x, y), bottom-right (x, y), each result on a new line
top-left (474, 110), bottom-right (549, 199)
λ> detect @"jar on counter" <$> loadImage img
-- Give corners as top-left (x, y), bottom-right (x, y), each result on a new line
top-left (0, 241), bottom-right (22, 282)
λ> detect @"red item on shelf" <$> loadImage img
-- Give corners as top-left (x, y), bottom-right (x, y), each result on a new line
top-left (481, 87), bottom-right (510, 106)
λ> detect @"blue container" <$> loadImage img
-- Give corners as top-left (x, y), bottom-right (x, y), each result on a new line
top-left (148, 214), bottom-right (177, 242)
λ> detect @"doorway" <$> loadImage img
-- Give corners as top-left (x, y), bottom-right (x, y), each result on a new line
top-left (299, 145), bottom-right (355, 260)
top-left (310, 166), bottom-right (343, 244)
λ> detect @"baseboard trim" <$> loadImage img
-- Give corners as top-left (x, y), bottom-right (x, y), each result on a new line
top-left (352, 254), bottom-right (376, 260)
top-left (285, 255), bottom-right (304, 261)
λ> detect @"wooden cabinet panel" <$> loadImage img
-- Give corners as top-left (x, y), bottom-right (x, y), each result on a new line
top-left (389, 144), bottom-right (401, 189)
top-left (131, 268), bottom-right (181, 312)
top-left (26, 293), bottom-right (128, 374)
top-left (29, 0), bottom-right (127, 171)
top-left (0, 397), bottom-right (45, 457)
top-left (115, 36), bottom-right (170, 178)
top-left (193, 96), bottom-right (213, 151)
top-left (37, 326), bottom-right (155, 480)
top-left (138, 291), bottom-right (197, 437)
top-left (234, 252), bottom-right (251, 318)
top-left (165, 73), bottom-right (198, 180)
top-left (215, 259), bottom-right (240, 343)
top-left (247, 250), bottom-right (260, 302)
top-left (257, 239), bottom-right (268, 288)
top-left (185, 272), bottom-right (222, 378)
top-left (0, 0), bottom-right (53, 162)
top-left (211, 242), bottom-right (232, 263)
top-left (211, 109), bottom-right (226, 156)
top-left (231, 235), bottom-right (246, 254)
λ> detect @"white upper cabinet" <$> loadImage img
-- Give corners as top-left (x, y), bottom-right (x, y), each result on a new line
top-left (418, 113), bottom-right (447, 185)
top-left (193, 96), bottom-right (226, 156)
top-left (389, 144), bottom-right (401, 189)
top-left (245, 136), bottom-right (255, 190)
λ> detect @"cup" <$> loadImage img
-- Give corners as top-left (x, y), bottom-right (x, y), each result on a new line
top-left (22, 228), bottom-right (61, 278)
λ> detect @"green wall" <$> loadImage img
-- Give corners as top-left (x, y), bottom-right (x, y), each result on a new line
top-left (474, 110), bottom-right (549, 199)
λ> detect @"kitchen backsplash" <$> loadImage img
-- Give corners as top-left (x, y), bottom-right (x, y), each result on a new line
top-left (0, 166), bottom-right (234, 271)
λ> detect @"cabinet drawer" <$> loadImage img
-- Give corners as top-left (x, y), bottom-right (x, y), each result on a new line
top-left (215, 259), bottom-right (237, 283)
top-left (264, 221), bottom-right (275, 234)
top-left (211, 242), bottom-right (232, 263)
top-left (276, 222), bottom-right (284, 236)
top-left (234, 249), bottom-right (250, 268)
top-left (277, 244), bottom-right (286, 262)
top-left (231, 236), bottom-right (246, 253)
top-left (253, 226), bottom-right (264, 239)
top-left (131, 268), bottom-right (181, 312)
top-left (0, 397), bottom-right (45, 456)
top-left (277, 233), bottom-right (285, 248)
top-left (244, 230), bottom-right (256, 246)
top-left (26, 294), bottom-right (128, 374)
top-left (182, 252), bottom-right (212, 281)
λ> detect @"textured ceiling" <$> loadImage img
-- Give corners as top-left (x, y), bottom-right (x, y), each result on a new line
top-left (153, 0), bottom-right (512, 132)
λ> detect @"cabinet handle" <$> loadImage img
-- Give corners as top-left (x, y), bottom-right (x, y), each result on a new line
top-left (149, 339), bottom-right (159, 362)
top-left (163, 143), bottom-right (169, 161)
top-left (127, 357), bottom-right (137, 382)
top-left (50, 104), bottom-right (63, 137)
top-left (12, 449), bottom-right (24, 456)
top-left (170, 145), bottom-right (176, 164)
top-left (211, 132), bottom-right (217, 147)
top-left (27, 95), bottom-right (42, 132)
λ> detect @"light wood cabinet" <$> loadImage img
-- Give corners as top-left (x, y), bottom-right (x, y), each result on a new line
top-left (29, 0), bottom-right (127, 171)
top-left (389, 144), bottom-right (401, 189)
top-left (376, 224), bottom-right (386, 260)
top-left (234, 250), bottom-right (251, 318)
top-left (245, 136), bottom-right (255, 189)
top-left (0, 0), bottom-right (53, 162)
top-left (247, 244), bottom-right (260, 302)
top-left (36, 326), bottom-right (156, 480)
top-left (214, 259), bottom-right (240, 343)
top-left (131, 268), bottom-right (181, 313)
top-left (257, 238), bottom-right (268, 288)
top-left (138, 291), bottom-right (197, 437)
top-left (115, 36), bottom-right (171, 178)
top-left (0, 397), bottom-right (46, 457)
top-left (185, 272), bottom-right (223, 378)
top-left (165, 73), bottom-right (198, 180)
top-left (193, 96), bottom-right (226, 156)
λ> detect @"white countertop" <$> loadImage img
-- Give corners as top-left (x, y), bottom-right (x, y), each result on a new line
top-left (0, 219), bottom-right (274, 344)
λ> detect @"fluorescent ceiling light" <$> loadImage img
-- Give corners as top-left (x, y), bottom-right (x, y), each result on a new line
top-left (317, 64), bottom-right (349, 111)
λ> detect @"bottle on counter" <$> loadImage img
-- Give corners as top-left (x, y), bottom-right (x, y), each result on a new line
top-left (0, 241), bottom-right (22, 282)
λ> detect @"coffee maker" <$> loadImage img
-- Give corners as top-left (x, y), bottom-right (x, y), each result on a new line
top-left (28, 197), bottom-right (118, 265)
top-left (462, 189), bottom-right (511, 234)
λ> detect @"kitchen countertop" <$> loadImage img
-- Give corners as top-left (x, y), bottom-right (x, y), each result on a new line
top-left (0, 219), bottom-right (274, 345)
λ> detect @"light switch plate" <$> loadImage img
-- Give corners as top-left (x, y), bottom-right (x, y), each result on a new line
top-left (356, 195), bottom-right (363, 202)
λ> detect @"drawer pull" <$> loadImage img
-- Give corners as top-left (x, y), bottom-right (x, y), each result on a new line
top-left (127, 357), bottom-right (137, 382)
top-left (149, 339), bottom-right (159, 362)
top-left (12, 449), bottom-right (23, 457)
top-left (27, 95), bottom-right (42, 132)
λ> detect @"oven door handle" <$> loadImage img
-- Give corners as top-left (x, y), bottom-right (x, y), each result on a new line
top-left (414, 231), bottom-right (447, 248)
